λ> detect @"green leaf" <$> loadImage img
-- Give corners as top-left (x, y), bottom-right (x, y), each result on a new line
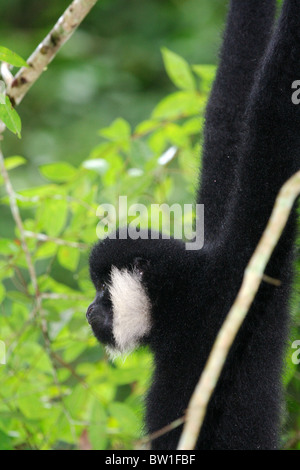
top-left (283, 359), bottom-right (297, 386)
top-left (164, 123), bottom-right (189, 147)
top-left (152, 91), bottom-right (206, 120)
top-left (64, 384), bottom-right (88, 417)
top-left (99, 118), bottom-right (131, 140)
top-left (34, 241), bottom-right (58, 260)
top-left (148, 129), bottom-right (167, 154)
top-left (130, 140), bottom-right (152, 167)
top-left (57, 245), bottom-right (80, 272)
top-left (38, 199), bottom-right (68, 237)
top-left (0, 46), bottom-right (27, 67)
top-left (0, 283), bottom-right (5, 303)
top-left (17, 184), bottom-right (63, 201)
top-left (4, 155), bottom-right (26, 170)
top-left (0, 238), bottom-right (19, 255)
top-left (39, 162), bottom-right (77, 182)
top-left (99, 118), bottom-right (131, 151)
top-left (108, 402), bottom-right (140, 436)
top-left (0, 430), bottom-right (13, 450)
top-left (89, 142), bottom-right (119, 160)
top-left (192, 64), bottom-right (216, 92)
top-left (62, 342), bottom-right (86, 362)
top-left (89, 399), bottom-right (108, 450)
top-left (182, 117), bottom-right (203, 136)
top-left (17, 385), bottom-right (49, 419)
top-left (0, 96), bottom-right (21, 138)
top-left (6, 291), bottom-right (31, 305)
top-left (134, 119), bottom-right (159, 136)
top-left (108, 366), bottom-right (145, 385)
top-left (162, 48), bottom-right (196, 91)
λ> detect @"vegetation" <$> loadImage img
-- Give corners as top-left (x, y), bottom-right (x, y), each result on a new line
top-left (0, 0), bottom-right (298, 450)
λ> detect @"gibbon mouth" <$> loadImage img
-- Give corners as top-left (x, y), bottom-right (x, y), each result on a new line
top-left (86, 303), bottom-right (115, 346)
top-left (86, 303), bottom-right (112, 325)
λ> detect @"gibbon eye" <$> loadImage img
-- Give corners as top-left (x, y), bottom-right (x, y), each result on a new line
top-left (133, 257), bottom-right (150, 277)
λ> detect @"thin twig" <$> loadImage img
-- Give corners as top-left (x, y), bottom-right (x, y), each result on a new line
top-left (262, 274), bottom-right (282, 287)
top-left (0, 145), bottom-right (39, 295)
top-left (40, 292), bottom-right (89, 301)
top-left (177, 170), bottom-right (300, 450)
top-left (7, 0), bottom-right (99, 106)
top-left (14, 192), bottom-right (95, 211)
top-left (36, 295), bottom-right (77, 442)
top-left (24, 230), bottom-right (89, 250)
top-left (0, 144), bottom-right (81, 439)
top-left (137, 417), bottom-right (185, 449)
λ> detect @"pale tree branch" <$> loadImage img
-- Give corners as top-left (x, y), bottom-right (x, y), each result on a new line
top-left (177, 170), bottom-right (300, 450)
top-left (0, 63), bottom-right (13, 88)
top-left (7, 0), bottom-right (99, 106)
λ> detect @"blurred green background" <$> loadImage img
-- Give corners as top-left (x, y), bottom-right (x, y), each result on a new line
top-left (0, 0), bottom-right (225, 191)
top-left (0, 0), bottom-right (298, 451)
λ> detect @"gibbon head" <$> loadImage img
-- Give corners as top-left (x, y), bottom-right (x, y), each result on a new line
top-left (87, 228), bottom-right (194, 355)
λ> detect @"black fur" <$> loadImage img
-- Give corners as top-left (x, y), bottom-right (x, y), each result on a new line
top-left (88, 0), bottom-right (299, 450)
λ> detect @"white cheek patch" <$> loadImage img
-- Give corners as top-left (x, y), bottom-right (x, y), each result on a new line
top-left (108, 266), bottom-right (152, 354)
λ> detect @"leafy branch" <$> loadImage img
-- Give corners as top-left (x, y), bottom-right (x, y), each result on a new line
top-left (0, 0), bottom-right (100, 449)
top-left (0, 146), bottom-right (39, 294)
top-left (7, 0), bottom-right (99, 106)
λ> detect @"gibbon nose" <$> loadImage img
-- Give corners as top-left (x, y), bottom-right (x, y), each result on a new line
top-left (86, 303), bottom-right (95, 322)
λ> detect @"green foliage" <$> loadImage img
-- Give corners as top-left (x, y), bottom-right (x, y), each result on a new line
top-left (161, 48), bottom-right (196, 91)
top-left (0, 45), bottom-right (299, 451)
top-left (0, 46), bottom-right (27, 68)
top-left (0, 96), bottom-right (21, 138)
top-left (0, 47), bottom-right (25, 137)
top-left (0, 49), bottom-right (211, 450)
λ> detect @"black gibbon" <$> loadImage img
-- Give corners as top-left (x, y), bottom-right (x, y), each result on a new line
top-left (87, 0), bottom-right (299, 450)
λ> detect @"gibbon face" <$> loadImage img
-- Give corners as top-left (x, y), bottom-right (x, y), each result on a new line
top-left (86, 257), bottom-right (152, 355)
top-left (87, 229), bottom-right (196, 355)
